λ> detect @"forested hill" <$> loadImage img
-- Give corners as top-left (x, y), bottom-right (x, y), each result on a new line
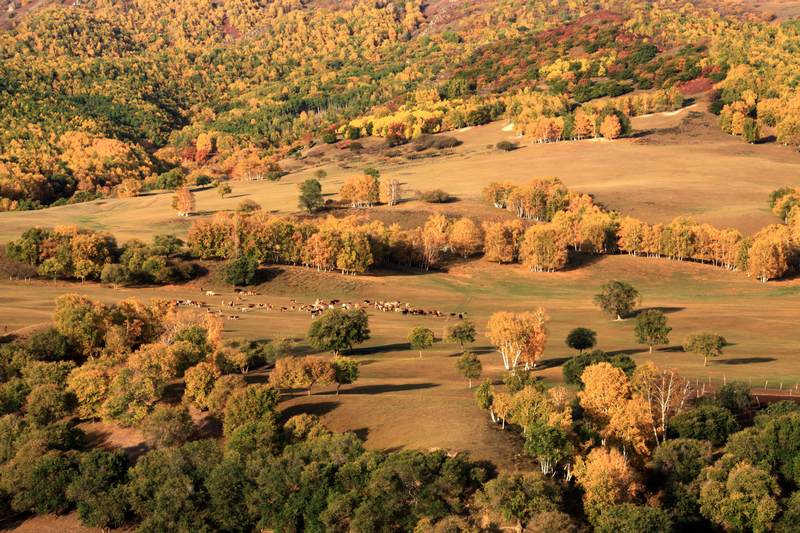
top-left (0, 0), bottom-right (799, 210)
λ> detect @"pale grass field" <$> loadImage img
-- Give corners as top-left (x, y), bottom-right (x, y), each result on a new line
top-left (1, 103), bottom-right (799, 243)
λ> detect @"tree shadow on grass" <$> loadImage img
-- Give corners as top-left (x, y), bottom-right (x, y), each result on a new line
top-left (608, 348), bottom-right (643, 356)
top-left (536, 356), bottom-right (571, 370)
top-left (719, 357), bottom-right (776, 365)
top-left (636, 306), bottom-right (686, 315)
top-left (469, 346), bottom-right (496, 356)
top-left (280, 401), bottom-right (341, 420)
top-left (252, 267), bottom-right (281, 284)
top-left (344, 383), bottom-right (439, 395)
top-left (562, 251), bottom-right (605, 272)
top-left (659, 345), bottom-right (685, 353)
top-left (350, 342), bottom-right (413, 356)
top-left (352, 427), bottom-right (369, 440)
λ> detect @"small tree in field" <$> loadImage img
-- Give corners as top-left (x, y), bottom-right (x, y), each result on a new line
top-left (634, 310), bottom-right (671, 353)
top-left (683, 332), bottom-right (726, 366)
top-left (565, 327), bottom-right (597, 353)
top-left (298, 179), bottom-right (323, 213)
top-left (217, 182), bottom-right (232, 198)
top-left (594, 281), bottom-right (640, 320)
top-left (447, 320), bottom-right (476, 352)
top-left (331, 355), bottom-right (359, 395)
top-left (172, 187), bottom-right (195, 216)
top-left (456, 352), bottom-right (482, 388)
top-left (307, 309), bottom-right (370, 356)
top-left (408, 326), bottom-right (435, 358)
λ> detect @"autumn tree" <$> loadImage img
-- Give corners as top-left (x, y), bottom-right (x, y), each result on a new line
top-left (594, 281), bottom-right (640, 320)
top-left (631, 362), bottom-right (692, 444)
top-left (448, 218), bottom-right (482, 258)
top-left (747, 225), bottom-right (791, 282)
top-left (53, 294), bottom-right (108, 356)
top-left (183, 362), bottom-right (221, 410)
top-left (634, 310), bottom-right (671, 353)
top-left (217, 183), bottom-right (232, 198)
top-left (340, 173), bottom-right (379, 208)
top-left (574, 447), bottom-right (642, 523)
top-left (683, 332), bottom-right (726, 366)
top-left (455, 352), bottom-right (481, 388)
top-left (579, 363), bottom-right (652, 454)
top-left (520, 224), bottom-right (568, 272)
top-left (420, 214), bottom-right (449, 270)
top-left (408, 326), bottom-right (435, 358)
top-left (172, 187), bottom-right (195, 217)
top-left (331, 356), bottom-right (359, 395)
top-left (486, 310), bottom-right (548, 371)
top-left (300, 357), bottom-right (336, 396)
top-left (482, 220), bottom-right (525, 263)
top-left (599, 114), bottom-right (622, 139)
top-left (118, 178), bottom-right (142, 198)
top-left (380, 178), bottom-right (402, 206)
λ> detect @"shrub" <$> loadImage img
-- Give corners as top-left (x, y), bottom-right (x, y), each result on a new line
top-left (433, 136), bottom-right (461, 149)
top-left (418, 189), bottom-right (452, 203)
top-left (321, 132), bottom-right (338, 144)
top-left (236, 199), bottom-right (261, 213)
top-left (496, 140), bottom-right (518, 151)
top-left (193, 175), bottom-right (212, 187)
top-left (140, 405), bottom-right (194, 448)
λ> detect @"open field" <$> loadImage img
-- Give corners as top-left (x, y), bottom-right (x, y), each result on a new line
top-left (2, 93), bottom-right (800, 480)
top-left (1, 102), bottom-right (799, 243)
top-left (3, 252), bottom-right (800, 472)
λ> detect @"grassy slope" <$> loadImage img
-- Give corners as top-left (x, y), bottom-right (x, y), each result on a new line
top-left (2, 97), bottom-right (800, 485)
top-left (1, 101), bottom-right (798, 243)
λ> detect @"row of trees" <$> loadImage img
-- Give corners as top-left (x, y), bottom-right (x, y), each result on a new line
top-left (483, 179), bottom-right (800, 282)
top-left (6, 228), bottom-right (197, 285)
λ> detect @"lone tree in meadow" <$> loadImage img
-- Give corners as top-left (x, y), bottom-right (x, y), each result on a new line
top-left (409, 326), bottom-right (435, 358)
top-left (172, 187), bottom-right (195, 216)
top-left (447, 320), bottom-right (477, 352)
top-left (307, 309), bottom-right (370, 356)
top-left (456, 352), bottom-right (482, 388)
top-left (298, 178), bottom-right (323, 213)
top-left (331, 355), bottom-right (359, 395)
top-left (683, 332), bottom-right (726, 366)
top-left (634, 310), bottom-right (671, 353)
top-left (565, 327), bottom-right (597, 353)
top-left (217, 182), bottom-right (232, 198)
top-left (594, 281), bottom-right (640, 320)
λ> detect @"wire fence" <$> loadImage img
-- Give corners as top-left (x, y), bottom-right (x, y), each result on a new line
top-left (691, 375), bottom-right (800, 402)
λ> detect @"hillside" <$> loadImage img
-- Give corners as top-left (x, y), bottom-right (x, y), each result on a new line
top-left (1, 0), bottom-right (799, 211)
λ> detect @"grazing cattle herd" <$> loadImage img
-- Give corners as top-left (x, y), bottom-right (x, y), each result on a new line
top-left (173, 288), bottom-right (466, 321)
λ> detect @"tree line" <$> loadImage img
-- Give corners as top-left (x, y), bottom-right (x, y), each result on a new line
top-left (5, 227), bottom-right (198, 285)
